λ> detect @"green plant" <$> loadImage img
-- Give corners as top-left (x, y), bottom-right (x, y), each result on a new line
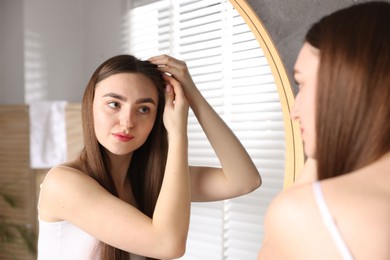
top-left (0, 187), bottom-right (37, 259)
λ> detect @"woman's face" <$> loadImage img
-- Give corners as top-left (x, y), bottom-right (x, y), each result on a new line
top-left (291, 43), bottom-right (319, 158)
top-left (92, 72), bottom-right (158, 156)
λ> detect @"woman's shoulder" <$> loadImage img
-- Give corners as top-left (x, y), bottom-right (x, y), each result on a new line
top-left (261, 182), bottom-right (324, 258)
top-left (42, 163), bottom-right (93, 190)
top-left (39, 163), bottom-right (103, 221)
top-left (41, 162), bottom-right (106, 203)
top-left (263, 163), bottom-right (390, 259)
top-left (265, 182), bottom-right (317, 226)
top-left (264, 181), bottom-right (322, 240)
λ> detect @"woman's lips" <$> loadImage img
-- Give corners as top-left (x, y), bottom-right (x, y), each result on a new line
top-left (112, 133), bottom-right (134, 142)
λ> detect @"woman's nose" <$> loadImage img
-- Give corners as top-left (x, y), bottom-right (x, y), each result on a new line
top-left (121, 110), bottom-right (135, 129)
top-left (290, 95), bottom-right (300, 121)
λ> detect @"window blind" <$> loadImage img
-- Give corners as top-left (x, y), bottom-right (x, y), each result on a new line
top-left (127, 0), bottom-right (285, 259)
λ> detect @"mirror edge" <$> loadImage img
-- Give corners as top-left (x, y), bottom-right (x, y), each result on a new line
top-left (229, 0), bottom-right (304, 188)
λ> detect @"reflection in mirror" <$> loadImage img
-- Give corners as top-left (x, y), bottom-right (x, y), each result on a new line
top-left (127, 0), bottom-right (302, 259)
top-left (230, 0), bottom-right (304, 186)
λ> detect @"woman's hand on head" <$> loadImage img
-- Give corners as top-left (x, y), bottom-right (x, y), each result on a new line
top-left (162, 73), bottom-right (189, 137)
top-left (148, 55), bottom-right (196, 98)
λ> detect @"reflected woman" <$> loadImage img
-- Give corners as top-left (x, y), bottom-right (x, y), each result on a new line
top-left (37, 54), bottom-right (261, 260)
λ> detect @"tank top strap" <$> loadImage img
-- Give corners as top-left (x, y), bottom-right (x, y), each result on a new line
top-left (312, 181), bottom-right (354, 260)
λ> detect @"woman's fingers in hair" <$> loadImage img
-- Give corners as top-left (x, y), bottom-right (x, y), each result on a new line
top-left (148, 54), bottom-right (182, 65)
top-left (148, 54), bottom-right (188, 81)
top-left (162, 72), bottom-right (189, 134)
top-left (162, 73), bottom-right (187, 105)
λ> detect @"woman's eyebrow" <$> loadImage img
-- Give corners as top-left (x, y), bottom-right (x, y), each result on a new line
top-left (103, 93), bottom-right (156, 105)
top-left (103, 92), bottom-right (127, 101)
top-left (136, 98), bottom-right (156, 105)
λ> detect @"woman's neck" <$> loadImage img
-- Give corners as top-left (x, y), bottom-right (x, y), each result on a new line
top-left (106, 152), bottom-right (133, 194)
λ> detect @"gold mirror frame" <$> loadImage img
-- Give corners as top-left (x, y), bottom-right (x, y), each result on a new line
top-left (229, 0), bottom-right (304, 187)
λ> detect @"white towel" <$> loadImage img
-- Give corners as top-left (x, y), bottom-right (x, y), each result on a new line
top-left (29, 101), bottom-right (67, 168)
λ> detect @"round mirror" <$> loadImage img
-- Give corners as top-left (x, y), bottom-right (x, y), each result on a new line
top-left (129, 0), bottom-right (304, 258)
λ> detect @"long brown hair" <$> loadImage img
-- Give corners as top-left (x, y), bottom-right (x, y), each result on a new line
top-left (73, 55), bottom-right (167, 260)
top-left (305, 1), bottom-right (390, 180)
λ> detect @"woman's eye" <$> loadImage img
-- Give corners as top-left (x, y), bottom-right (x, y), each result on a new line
top-left (293, 76), bottom-right (303, 88)
top-left (108, 102), bottom-right (120, 108)
top-left (295, 81), bottom-right (304, 90)
top-left (294, 79), bottom-right (301, 88)
top-left (138, 106), bottom-right (150, 113)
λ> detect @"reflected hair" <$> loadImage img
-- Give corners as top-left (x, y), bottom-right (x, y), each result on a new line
top-left (306, 1), bottom-right (390, 179)
top-left (75, 55), bottom-right (167, 260)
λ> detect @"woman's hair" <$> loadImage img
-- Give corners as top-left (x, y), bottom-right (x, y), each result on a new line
top-left (74, 54), bottom-right (167, 260)
top-left (305, 1), bottom-right (390, 180)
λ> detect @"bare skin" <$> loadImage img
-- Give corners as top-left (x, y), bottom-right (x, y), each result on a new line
top-left (258, 152), bottom-right (390, 260)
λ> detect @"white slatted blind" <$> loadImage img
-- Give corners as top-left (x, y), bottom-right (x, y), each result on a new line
top-left (127, 1), bottom-right (285, 259)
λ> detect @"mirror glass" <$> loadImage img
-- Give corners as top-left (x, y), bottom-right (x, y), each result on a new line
top-left (127, 0), bottom-right (302, 258)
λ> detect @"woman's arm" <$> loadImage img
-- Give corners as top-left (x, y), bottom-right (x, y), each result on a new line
top-left (151, 71), bottom-right (191, 255)
top-left (38, 79), bottom-right (191, 259)
top-left (149, 55), bottom-right (261, 202)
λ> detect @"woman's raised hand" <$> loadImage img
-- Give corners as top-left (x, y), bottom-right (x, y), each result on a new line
top-left (162, 72), bottom-right (189, 137)
top-left (149, 55), bottom-right (196, 100)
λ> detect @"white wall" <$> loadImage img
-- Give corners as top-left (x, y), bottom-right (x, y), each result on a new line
top-left (82, 0), bottom-right (128, 84)
top-left (0, 0), bottom-right (128, 104)
top-left (0, 0), bottom-right (25, 104)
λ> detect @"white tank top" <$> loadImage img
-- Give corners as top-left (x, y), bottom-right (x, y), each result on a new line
top-left (38, 218), bottom-right (146, 260)
top-left (38, 218), bottom-right (100, 260)
top-left (37, 178), bottom-right (146, 260)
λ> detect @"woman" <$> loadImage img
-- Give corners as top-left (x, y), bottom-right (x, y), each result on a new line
top-left (258, 2), bottom-right (390, 260)
top-left (38, 54), bottom-right (261, 260)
